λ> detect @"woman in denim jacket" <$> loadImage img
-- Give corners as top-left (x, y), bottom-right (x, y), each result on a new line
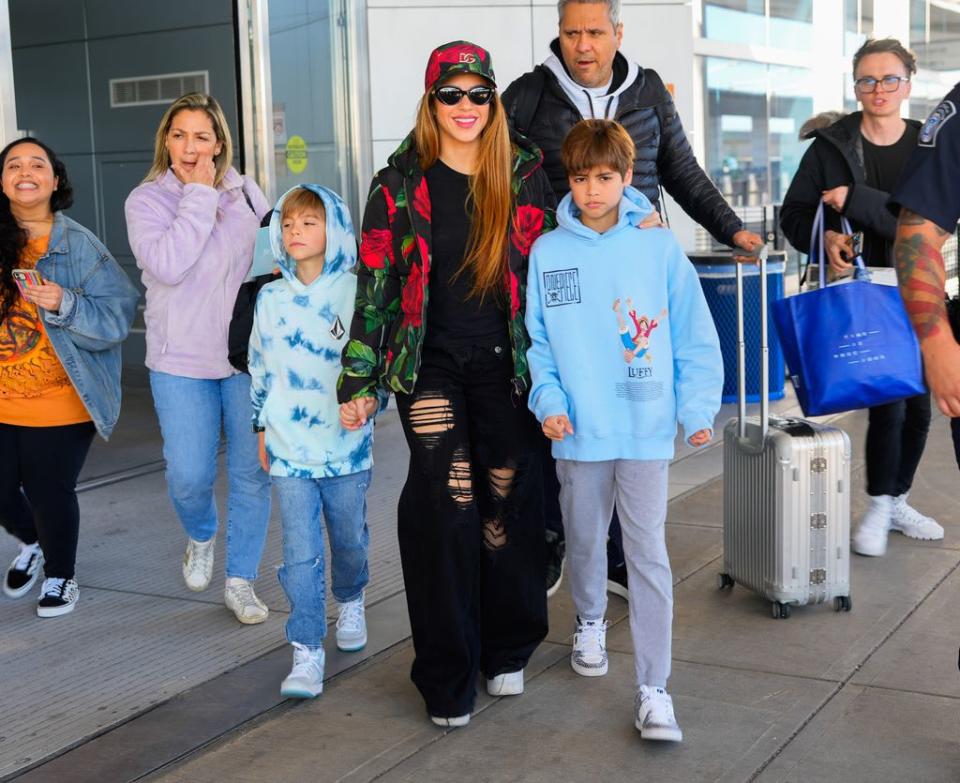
top-left (124, 93), bottom-right (273, 624)
top-left (0, 137), bottom-right (139, 617)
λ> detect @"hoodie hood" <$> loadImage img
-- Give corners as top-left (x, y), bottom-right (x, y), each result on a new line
top-left (557, 185), bottom-right (653, 240)
top-left (268, 184), bottom-right (356, 287)
top-left (544, 39), bottom-right (639, 120)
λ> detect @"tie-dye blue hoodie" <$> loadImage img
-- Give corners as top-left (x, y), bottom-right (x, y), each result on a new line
top-left (249, 185), bottom-right (377, 478)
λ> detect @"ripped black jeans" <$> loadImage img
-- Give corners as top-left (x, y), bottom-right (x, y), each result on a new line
top-left (395, 343), bottom-right (548, 718)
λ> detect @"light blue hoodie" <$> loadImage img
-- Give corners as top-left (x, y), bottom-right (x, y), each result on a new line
top-left (249, 185), bottom-right (377, 478)
top-left (525, 186), bottom-right (723, 462)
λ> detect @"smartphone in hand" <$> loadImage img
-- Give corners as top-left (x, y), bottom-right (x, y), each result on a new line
top-left (12, 269), bottom-right (43, 296)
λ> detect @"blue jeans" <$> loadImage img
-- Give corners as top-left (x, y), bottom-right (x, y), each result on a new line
top-left (274, 470), bottom-right (371, 648)
top-left (149, 371), bottom-right (271, 580)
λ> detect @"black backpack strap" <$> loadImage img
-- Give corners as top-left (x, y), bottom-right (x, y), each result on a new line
top-left (511, 68), bottom-right (546, 136)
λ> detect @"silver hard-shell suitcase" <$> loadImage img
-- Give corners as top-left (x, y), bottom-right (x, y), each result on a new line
top-left (719, 249), bottom-right (852, 618)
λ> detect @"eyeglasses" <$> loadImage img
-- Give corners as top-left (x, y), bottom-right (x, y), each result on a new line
top-left (853, 75), bottom-right (909, 93)
top-left (433, 85), bottom-right (495, 106)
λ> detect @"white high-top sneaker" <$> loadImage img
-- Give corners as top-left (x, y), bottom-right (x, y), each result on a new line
top-left (335, 593), bottom-right (367, 652)
top-left (891, 494), bottom-right (944, 541)
top-left (852, 495), bottom-right (893, 557)
top-left (280, 643), bottom-right (325, 698)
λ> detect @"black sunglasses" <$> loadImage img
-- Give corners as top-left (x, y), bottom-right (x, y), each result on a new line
top-left (433, 85), bottom-right (495, 106)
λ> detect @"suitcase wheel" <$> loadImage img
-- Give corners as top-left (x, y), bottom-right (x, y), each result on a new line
top-left (771, 601), bottom-right (792, 619)
top-left (834, 595), bottom-right (852, 613)
top-left (717, 573), bottom-right (735, 590)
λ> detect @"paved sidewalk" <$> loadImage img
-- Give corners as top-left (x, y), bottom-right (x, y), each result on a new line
top-left (139, 408), bottom-right (959, 782)
top-left (5, 386), bottom-right (960, 782)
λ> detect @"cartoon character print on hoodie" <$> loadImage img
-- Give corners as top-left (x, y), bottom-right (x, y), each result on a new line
top-left (248, 185), bottom-right (381, 478)
top-left (525, 186), bottom-right (723, 462)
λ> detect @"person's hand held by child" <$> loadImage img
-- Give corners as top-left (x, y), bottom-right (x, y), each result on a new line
top-left (257, 431), bottom-right (269, 472)
top-left (687, 428), bottom-right (711, 447)
top-left (543, 415), bottom-right (574, 441)
top-left (340, 397), bottom-right (378, 430)
top-left (638, 211), bottom-right (664, 229)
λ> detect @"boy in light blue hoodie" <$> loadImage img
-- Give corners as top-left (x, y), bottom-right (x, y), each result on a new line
top-left (525, 120), bottom-right (723, 742)
top-left (249, 185), bottom-right (380, 699)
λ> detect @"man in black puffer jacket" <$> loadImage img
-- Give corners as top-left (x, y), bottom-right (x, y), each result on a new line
top-left (503, 0), bottom-right (762, 602)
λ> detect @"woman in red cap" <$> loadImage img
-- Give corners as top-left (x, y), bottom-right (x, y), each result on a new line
top-left (339, 41), bottom-right (555, 726)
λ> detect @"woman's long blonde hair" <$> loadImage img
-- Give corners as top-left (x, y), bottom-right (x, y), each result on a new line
top-left (143, 93), bottom-right (234, 186)
top-left (414, 86), bottom-right (514, 299)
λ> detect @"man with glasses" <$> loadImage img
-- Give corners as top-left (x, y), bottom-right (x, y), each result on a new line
top-left (503, 0), bottom-right (762, 601)
top-left (781, 38), bottom-right (943, 558)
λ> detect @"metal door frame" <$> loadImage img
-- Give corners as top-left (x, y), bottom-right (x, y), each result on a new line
top-left (0, 0), bottom-right (18, 143)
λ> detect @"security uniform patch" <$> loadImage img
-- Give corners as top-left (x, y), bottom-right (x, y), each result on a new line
top-left (919, 100), bottom-right (956, 148)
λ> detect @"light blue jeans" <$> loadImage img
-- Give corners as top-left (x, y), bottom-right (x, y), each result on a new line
top-left (149, 371), bottom-right (271, 580)
top-left (274, 470), bottom-right (371, 648)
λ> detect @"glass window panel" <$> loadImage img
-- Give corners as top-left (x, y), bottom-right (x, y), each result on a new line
top-left (268, 0), bottom-right (343, 199)
top-left (701, 1), bottom-right (766, 46)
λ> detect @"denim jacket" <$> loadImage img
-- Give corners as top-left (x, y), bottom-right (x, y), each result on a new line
top-left (35, 212), bottom-right (140, 439)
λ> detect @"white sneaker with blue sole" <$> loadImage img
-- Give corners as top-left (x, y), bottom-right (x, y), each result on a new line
top-left (281, 643), bottom-right (325, 699)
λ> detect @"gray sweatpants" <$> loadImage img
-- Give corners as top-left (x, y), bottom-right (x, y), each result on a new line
top-left (556, 458), bottom-right (672, 688)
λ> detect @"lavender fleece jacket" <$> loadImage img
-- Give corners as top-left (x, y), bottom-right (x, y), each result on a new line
top-left (125, 167), bottom-right (270, 379)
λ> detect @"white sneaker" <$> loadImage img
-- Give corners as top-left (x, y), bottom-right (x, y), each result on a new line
top-left (635, 685), bottom-right (683, 742)
top-left (4, 542), bottom-right (44, 598)
top-left (852, 495), bottom-right (892, 557)
top-left (431, 713), bottom-right (470, 727)
top-left (224, 578), bottom-right (269, 624)
top-left (891, 494), bottom-right (944, 541)
top-left (182, 535), bottom-right (215, 591)
top-left (487, 669), bottom-right (523, 696)
top-left (571, 616), bottom-right (608, 677)
top-left (280, 643), bottom-right (324, 698)
top-left (335, 593), bottom-right (367, 652)
top-left (37, 577), bottom-right (79, 618)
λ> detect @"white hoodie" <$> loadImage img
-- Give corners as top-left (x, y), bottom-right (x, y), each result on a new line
top-left (543, 53), bottom-right (640, 121)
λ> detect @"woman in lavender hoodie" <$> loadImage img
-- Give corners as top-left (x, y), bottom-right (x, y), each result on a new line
top-left (125, 93), bottom-right (272, 624)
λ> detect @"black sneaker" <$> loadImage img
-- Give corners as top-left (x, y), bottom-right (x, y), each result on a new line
top-left (545, 531), bottom-right (565, 598)
top-left (37, 577), bottom-right (79, 618)
top-left (3, 543), bottom-right (44, 599)
top-left (607, 562), bottom-right (630, 602)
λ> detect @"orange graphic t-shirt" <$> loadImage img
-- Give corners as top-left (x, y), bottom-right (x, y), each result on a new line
top-left (0, 236), bottom-right (91, 426)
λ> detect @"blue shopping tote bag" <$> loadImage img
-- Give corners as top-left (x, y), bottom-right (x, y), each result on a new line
top-left (771, 203), bottom-right (925, 417)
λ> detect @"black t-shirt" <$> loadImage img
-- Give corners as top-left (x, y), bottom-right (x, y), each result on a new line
top-left (859, 123), bottom-right (918, 266)
top-left (890, 82), bottom-right (960, 233)
top-left (424, 160), bottom-right (508, 349)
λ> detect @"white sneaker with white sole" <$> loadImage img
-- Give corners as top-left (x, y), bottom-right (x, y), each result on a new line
top-left (431, 713), bottom-right (470, 727)
top-left (487, 669), bottom-right (523, 696)
top-left (224, 578), bottom-right (268, 624)
top-left (852, 495), bottom-right (892, 557)
top-left (182, 535), bottom-right (215, 591)
top-left (571, 616), bottom-right (608, 677)
top-left (891, 494), bottom-right (944, 541)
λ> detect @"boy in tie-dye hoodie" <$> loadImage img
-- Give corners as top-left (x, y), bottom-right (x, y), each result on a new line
top-left (249, 185), bottom-right (381, 699)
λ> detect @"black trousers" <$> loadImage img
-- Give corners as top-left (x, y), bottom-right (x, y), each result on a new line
top-left (541, 442), bottom-right (625, 568)
top-left (865, 393), bottom-right (931, 498)
top-left (396, 344), bottom-right (548, 718)
top-left (0, 421), bottom-right (96, 579)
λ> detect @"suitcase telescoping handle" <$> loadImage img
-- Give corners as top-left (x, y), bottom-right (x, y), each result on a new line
top-left (736, 246), bottom-right (769, 446)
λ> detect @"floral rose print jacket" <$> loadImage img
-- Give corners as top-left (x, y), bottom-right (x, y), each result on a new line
top-left (337, 130), bottom-right (556, 403)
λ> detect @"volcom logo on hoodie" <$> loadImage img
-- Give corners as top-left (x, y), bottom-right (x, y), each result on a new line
top-left (544, 268), bottom-right (581, 307)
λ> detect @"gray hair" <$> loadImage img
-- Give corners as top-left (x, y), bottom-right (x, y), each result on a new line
top-left (557, 0), bottom-right (621, 28)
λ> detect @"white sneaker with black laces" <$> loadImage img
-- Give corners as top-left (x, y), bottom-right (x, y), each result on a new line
top-left (635, 685), bottom-right (683, 742)
top-left (891, 494), bottom-right (944, 541)
top-left (224, 578), bottom-right (268, 624)
top-left (280, 643), bottom-right (325, 698)
top-left (4, 542), bottom-right (44, 598)
top-left (182, 535), bottom-right (215, 592)
top-left (335, 593), bottom-right (367, 652)
top-left (571, 616), bottom-right (608, 677)
top-left (37, 577), bottom-right (79, 618)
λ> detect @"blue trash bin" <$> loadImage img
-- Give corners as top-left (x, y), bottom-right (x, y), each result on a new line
top-left (690, 252), bottom-right (786, 403)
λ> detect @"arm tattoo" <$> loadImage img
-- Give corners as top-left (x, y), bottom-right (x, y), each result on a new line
top-left (895, 209), bottom-right (950, 341)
